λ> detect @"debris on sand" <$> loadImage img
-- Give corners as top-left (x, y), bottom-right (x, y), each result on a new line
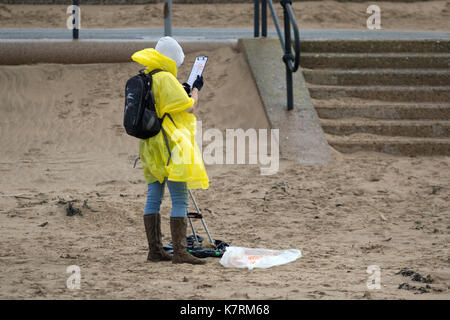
top-left (398, 282), bottom-right (431, 294)
top-left (39, 222), bottom-right (48, 227)
top-left (60, 253), bottom-right (79, 259)
top-left (397, 268), bottom-right (435, 293)
top-left (412, 273), bottom-right (433, 284)
top-left (66, 201), bottom-right (82, 217)
top-left (396, 268), bottom-right (415, 277)
top-left (55, 197), bottom-right (68, 206)
top-left (396, 268), bottom-right (433, 283)
top-left (430, 185), bottom-right (442, 195)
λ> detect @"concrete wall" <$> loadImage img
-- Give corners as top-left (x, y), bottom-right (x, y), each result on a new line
top-left (0, 39), bottom-right (237, 65)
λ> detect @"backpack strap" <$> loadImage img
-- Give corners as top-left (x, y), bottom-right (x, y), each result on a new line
top-left (146, 69), bottom-right (178, 167)
top-left (139, 68), bottom-right (163, 76)
top-left (146, 69), bottom-right (163, 106)
top-left (148, 69), bottom-right (163, 76)
top-left (134, 69), bottom-right (177, 168)
top-left (159, 113), bottom-right (177, 166)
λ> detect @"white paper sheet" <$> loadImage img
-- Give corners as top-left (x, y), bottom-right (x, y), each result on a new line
top-left (186, 56), bottom-right (208, 88)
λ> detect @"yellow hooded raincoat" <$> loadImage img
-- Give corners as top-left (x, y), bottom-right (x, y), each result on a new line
top-left (131, 48), bottom-right (209, 189)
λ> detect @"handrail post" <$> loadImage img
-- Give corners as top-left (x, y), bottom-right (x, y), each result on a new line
top-left (164, 0), bottom-right (172, 37)
top-left (254, 0), bottom-right (260, 37)
top-left (261, 0), bottom-right (267, 37)
top-left (72, 0), bottom-right (79, 40)
top-left (281, 0), bottom-right (294, 111)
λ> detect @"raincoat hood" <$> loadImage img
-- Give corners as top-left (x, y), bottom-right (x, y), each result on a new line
top-left (131, 48), bottom-right (178, 77)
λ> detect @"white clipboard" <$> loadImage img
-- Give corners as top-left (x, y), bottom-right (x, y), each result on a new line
top-left (187, 56), bottom-right (208, 89)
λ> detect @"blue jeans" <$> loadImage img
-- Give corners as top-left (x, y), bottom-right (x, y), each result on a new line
top-left (144, 179), bottom-right (188, 217)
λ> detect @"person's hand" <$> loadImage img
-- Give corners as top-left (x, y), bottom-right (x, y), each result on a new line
top-left (192, 75), bottom-right (204, 91)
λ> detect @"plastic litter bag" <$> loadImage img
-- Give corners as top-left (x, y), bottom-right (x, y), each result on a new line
top-left (220, 246), bottom-right (301, 270)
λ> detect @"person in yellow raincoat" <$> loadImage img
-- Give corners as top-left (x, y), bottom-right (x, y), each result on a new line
top-left (132, 37), bottom-right (209, 265)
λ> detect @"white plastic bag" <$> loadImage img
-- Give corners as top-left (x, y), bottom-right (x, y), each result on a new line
top-left (220, 246), bottom-right (301, 270)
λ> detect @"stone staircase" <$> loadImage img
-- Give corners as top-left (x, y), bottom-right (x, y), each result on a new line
top-left (300, 40), bottom-right (450, 156)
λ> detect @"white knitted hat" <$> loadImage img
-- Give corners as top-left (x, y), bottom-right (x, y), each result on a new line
top-left (155, 36), bottom-right (185, 68)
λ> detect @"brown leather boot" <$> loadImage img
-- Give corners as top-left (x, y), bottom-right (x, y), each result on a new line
top-left (170, 217), bottom-right (206, 265)
top-left (144, 214), bottom-right (172, 262)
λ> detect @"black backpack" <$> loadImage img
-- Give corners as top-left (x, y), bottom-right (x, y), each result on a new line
top-left (123, 69), bottom-right (176, 165)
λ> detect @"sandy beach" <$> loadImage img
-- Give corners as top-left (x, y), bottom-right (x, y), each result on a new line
top-left (1, 0), bottom-right (449, 300)
top-left (0, 43), bottom-right (449, 299)
top-left (0, 1), bottom-right (449, 31)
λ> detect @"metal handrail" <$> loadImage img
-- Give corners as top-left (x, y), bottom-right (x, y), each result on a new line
top-left (282, 1), bottom-right (300, 73)
top-left (254, 0), bottom-right (301, 110)
top-left (267, 0), bottom-right (284, 47)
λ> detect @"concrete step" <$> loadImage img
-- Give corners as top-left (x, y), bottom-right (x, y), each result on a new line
top-left (300, 53), bottom-right (450, 69)
top-left (321, 119), bottom-right (450, 138)
top-left (326, 133), bottom-right (450, 156)
top-left (314, 103), bottom-right (450, 120)
top-left (308, 85), bottom-right (450, 102)
top-left (238, 38), bottom-right (331, 165)
top-left (301, 40), bottom-right (450, 54)
top-left (303, 68), bottom-right (450, 86)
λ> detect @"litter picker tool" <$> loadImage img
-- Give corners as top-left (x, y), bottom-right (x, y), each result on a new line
top-left (162, 189), bottom-right (229, 258)
top-left (187, 189), bottom-right (215, 247)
